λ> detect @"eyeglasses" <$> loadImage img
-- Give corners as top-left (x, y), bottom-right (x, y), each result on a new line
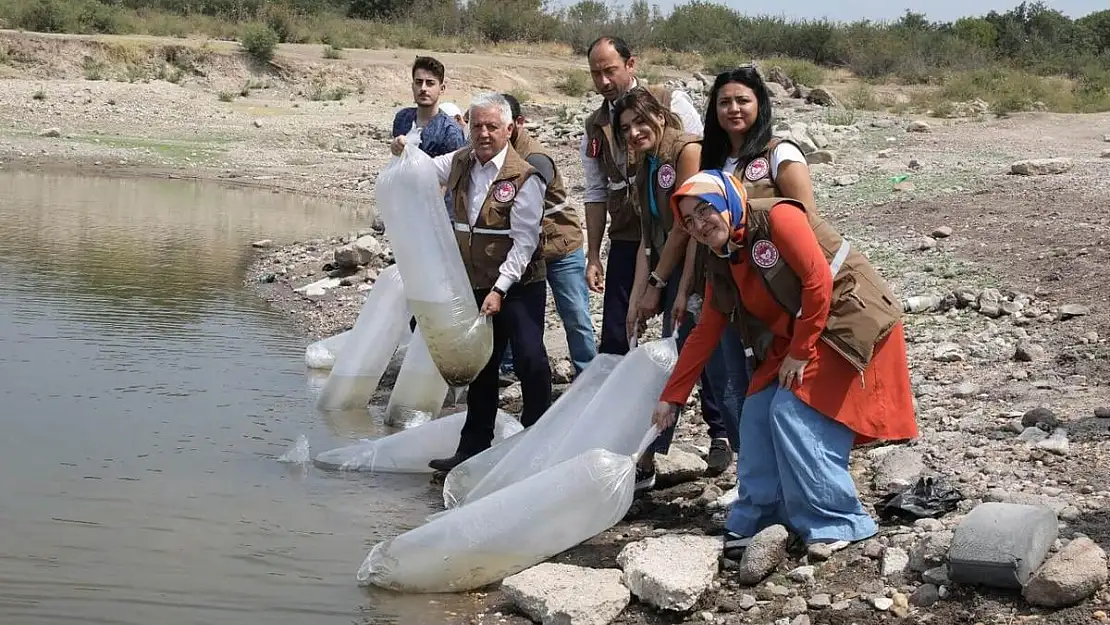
top-left (680, 201), bottom-right (719, 230)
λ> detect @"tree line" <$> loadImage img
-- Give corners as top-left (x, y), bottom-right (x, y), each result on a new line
top-left (6, 0), bottom-right (1109, 88)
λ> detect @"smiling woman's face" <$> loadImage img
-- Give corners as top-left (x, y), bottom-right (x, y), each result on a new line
top-left (677, 196), bottom-right (730, 249)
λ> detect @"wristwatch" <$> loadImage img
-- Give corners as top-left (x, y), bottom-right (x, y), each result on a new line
top-left (647, 271), bottom-right (667, 289)
top-left (491, 286), bottom-right (507, 298)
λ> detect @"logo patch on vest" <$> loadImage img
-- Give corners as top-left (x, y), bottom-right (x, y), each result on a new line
top-left (587, 138), bottom-right (601, 158)
top-left (744, 157), bottom-right (770, 182)
top-left (657, 164), bottom-right (676, 189)
top-left (493, 180), bottom-right (517, 203)
top-left (751, 239), bottom-right (781, 268)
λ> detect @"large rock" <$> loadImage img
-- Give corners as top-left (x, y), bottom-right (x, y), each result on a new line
top-left (872, 448), bottom-right (924, 493)
top-left (806, 87), bottom-right (839, 107)
top-left (766, 66), bottom-right (794, 91)
top-left (1011, 158), bottom-right (1073, 176)
top-left (617, 535), bottom-right (719, 611)
top-left (948, 502), bottom-right (1058, 589)
top-left (655, 449), bottom-right (708, 487)
top-left (806, 149), bottom-right (835, 164)
top-left (502, 563), bottom-right (630, 625)
top-left (1023, 538), bottom-right (1109, 608)
top-left (736, 524), bottom-right (789, 584)
top-left (333, 243), bottom-right (372, 270)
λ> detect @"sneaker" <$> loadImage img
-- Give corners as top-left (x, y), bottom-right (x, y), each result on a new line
top-left (634, 465), bottom-right (656, 492)
top-left (706, 438), bottom-right (733, 476)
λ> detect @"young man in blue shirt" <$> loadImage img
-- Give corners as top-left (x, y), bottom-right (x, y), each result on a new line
top-left (390, 56), bottom-right (466, 158)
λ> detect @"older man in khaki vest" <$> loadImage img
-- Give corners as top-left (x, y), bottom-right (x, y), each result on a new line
top-left (392, 93), bottom-right (553, 470)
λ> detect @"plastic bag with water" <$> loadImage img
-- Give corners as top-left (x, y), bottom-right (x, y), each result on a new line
top-left (461, 338), bottom-right (677, 505)
top-left (316, 265), bottom-right (410, 411)
top-left (384, 326), bottom-right (449, 427)
top-left (357, 448), bottom-right (636, 593)
top-left (313, 409), bottom-right (522, 473)
top-left (305, 330), bottom-right (350, 369)
top-left (376, 127), bottom-right (493, 386)
top-left (447, 353), bottom-right (624, 508)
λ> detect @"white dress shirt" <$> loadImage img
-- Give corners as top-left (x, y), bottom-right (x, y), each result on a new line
top-left (433, 144), bottom-right (546, 293)
top-left (581, 78), bottom-right (704, 204)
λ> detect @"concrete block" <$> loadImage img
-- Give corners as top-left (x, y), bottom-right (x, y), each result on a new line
top-left (947, 502), bottom-right (1058, 589)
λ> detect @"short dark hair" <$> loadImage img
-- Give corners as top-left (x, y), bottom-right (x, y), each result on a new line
top-left (586, 36), bottom-right (632, 62)
top-left (502, 93), bottom-right (522, 121)
top-left (412, 56), bottom-right (445, 83)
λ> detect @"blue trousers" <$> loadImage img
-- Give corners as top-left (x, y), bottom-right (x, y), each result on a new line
top-left (726, 386), bottom-right (877, 544)
top-left (502, 248), bottom-right (597, 376)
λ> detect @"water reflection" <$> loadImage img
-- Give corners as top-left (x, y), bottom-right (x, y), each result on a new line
top-left (0, 170), bottom-right (473, 625)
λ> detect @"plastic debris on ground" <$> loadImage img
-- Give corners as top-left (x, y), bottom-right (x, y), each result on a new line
top-left (460, 338), bottom-right (677, 506)
top-left (357, 448), bottom-right (636, 593)
top-left (384, 326), bottom-right (449, 427)
top-left (316, 265), bottom-right (410, 411)
top-left (876, 475), bottom-right (963, 523)
top-left (376, 127), bottom-right (493, 386)
top-left (313, 409), bottom-right (522, 473)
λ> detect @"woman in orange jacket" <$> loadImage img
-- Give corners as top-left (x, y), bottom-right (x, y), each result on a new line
top-left (652, 170), bottom-right (917, 557)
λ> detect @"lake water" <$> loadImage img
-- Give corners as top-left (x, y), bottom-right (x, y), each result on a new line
top-left (0, 170), bottom-right (475, 624)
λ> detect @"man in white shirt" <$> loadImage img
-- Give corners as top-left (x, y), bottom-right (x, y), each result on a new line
top-left (580, 35), bottom-right (703, 356)
top-left (393, 93), bottom-right (552, 471)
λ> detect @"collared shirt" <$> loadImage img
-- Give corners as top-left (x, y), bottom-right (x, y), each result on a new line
top-left (391, 107), bottom-right (466, 158)
top-left (581, 79), bottom-right (704, 204)
top-left (433, 145), bottom-right (547, 293)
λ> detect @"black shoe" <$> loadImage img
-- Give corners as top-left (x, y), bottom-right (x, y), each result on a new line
top-left (428, 453), bottom-right (471, 473)
top-left (634, 465), bottom-right (656, 492)
top-left (706, 438), bottom-right (733, 476)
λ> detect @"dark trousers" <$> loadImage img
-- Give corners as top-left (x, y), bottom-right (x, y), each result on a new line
top-left (598, 239), bottom-right (641, 355)
top-left (457, 280), bottom-right (552, 456)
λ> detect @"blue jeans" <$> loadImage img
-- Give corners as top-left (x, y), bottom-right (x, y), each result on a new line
top-left (502, 247), bottom-right (597, 376)
top-left (726, 386), bottom-right (877, 544)
top-left (702, 324), bottom-right (748, 450)
top-left (647, 281), bottom-right (745, 456)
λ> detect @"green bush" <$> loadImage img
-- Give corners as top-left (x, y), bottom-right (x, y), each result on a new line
top-left (555, 69), bottom-right (591, 96)
top-left (240, 22), bottom-right (279, 63)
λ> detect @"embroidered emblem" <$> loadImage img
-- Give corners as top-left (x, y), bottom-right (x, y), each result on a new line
top-left (751, 239), bottom-right (780, 268)
top-left (657, 164), bottom-right (676, 189)
top-left (493, 180), bottom-right (517, 203)
top-left (587, 138), bottom-right (601, 158)
top-left (744, 157), bottom-right (770, 181)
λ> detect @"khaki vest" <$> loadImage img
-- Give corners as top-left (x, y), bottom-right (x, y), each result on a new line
top-left (447, 146), bottom-right (546, 290)
top-left (638, 128), bottom-right (699, 268)
top-left (583, 84), bottom-right (674, 242)
top-left (690, 138), bottom-right (806, 314)
top-left (706, 197), bottom-right (902, 372)
top-left (512, 129), bottom-right (584, 261)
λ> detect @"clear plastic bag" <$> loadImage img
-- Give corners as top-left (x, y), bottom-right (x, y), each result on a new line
top-left (376, 128), bottom-right (493, 386)
top-left (456, 354), bottom-right (624, 507)
top-left (460, 338), bottom-right (677, 504)
top-left (357, 448), bottom-right (636, 593)
top-left (316, 265), bottom-right (411, 411)
top-left (384, 326), bottom-right (449, 427)
top-left (313, 409), bottom-right (522, 473)
top-left (441, 427), bottom-right (527, 509)
top-left (305, 330), bottom-right (350, 369)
